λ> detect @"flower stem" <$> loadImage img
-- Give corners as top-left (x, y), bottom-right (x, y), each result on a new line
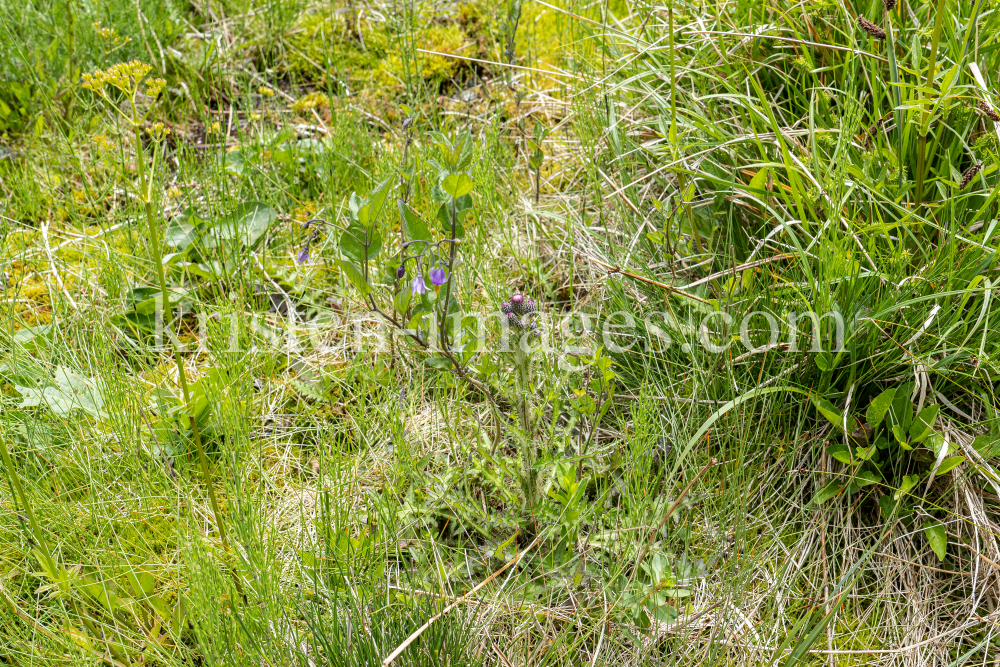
top-left (135, 124), bottom-right (229, 549)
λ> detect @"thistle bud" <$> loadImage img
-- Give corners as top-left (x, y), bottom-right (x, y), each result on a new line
top-left (858, 16), bottom-right (886, 40)
top-left (501, 293), bottom-right (539, 334)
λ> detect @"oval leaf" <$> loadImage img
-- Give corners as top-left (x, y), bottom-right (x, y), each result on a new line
top-left (441, 173), bottom-right (474, 198)
top-left (813, 480), bottom-right (843, 505)
top-left (866, 387), bottom-right (896, 427)
top-left (923, 520), bottom-right (947, 561)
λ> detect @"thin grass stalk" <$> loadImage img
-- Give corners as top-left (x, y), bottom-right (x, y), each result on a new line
top-left (667, 4), bottom-right (704, 260)
top-left (0, 434), bottom-right (57, 579)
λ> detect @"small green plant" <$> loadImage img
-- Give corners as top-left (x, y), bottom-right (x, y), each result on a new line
top-left (811, 383), bottom-right (992, 560)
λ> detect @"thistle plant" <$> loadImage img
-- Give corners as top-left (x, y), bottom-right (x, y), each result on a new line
top-left (83, 61), bottom-right (229, 549)
top-left (501, 294), bottom-right (540, 506)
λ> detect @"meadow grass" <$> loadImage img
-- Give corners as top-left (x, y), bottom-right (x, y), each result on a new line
top-left (2, 0), bottom-right (1000, 665)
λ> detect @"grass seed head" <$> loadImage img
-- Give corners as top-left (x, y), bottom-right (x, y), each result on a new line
top-left (857, 16), bottom-right (886, 40)
top-left (959, 162), bottom-right (983, 190)
top-left (979, 100), bottom-right (1000, 123)
top-left (882, 0), bottom-right (897, 11)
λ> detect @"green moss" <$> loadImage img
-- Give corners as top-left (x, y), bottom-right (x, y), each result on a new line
top-left (284, 10), bottom-right (386, 85)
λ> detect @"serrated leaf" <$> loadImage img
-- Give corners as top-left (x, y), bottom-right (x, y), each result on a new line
top-left (923, 520), bottom-right (947, 561)
top-left (812, 480), bottom-right (843, 505)
top-left (866, 387), bottom-right (896, 427)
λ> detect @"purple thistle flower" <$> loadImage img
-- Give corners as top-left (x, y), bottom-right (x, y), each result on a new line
top-left (501, 292), bottom-right (540, 334)
top-left (412, 275), bottom-right (427, 296)
top-left (429, 266), bottom-right (448, 286)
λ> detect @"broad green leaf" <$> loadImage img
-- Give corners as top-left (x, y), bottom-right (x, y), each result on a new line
top-left (826, 443), bottom-right (854, 465)
top-left (815, 351), bottom-right (834, 372)
top-left (436, 201), bottom-right (467, 238)
top-left (812, 395), bottom-right (854, 433)
top-left (894, 474), bottom-right (919, 500)
top-left (855, 444), bottom-right (877, 461)
top-left (891, 423), bottom-right (909, 449)
top-left (348, 192), bottom-right (367, 220)
top-left (340, 223), bottom-right (381, 263)
top-left (213, 202), bottom-right (277, 248)
top-left (394, 285), bottom-right (412, 315)
top-left (362, 176), bottom-right (393, 227)
top-left (812, 480), bottom-right (843, 505)
top-left (336, 259), bottom-right (371, 296)
top-left (424, 356), bottom-right (453, 370)
top-left (889, 383), bottom-right (914, 431)
top-left (854, 469), bottom-right (880, 487)
top-left (441, 173), bottom-right (474, 198)
top-left (934, 456), bottom-right (965, 477)
top-left (928, 433), bottom-right (948, 458)
top-left (909, 404), bottom-right (938, 443)
top-left (866, 387), bottom-right (896, 427)
top-left (923, 520), bottom-right (947, 561)
top-left (972, 435), bottom-right (1000, 459)
top-left (748, 167), bottom-right (769, 193)
top-left (164, 219), bottom-right (198, 250)
top-left (398, 199), bottom-right (432, 242)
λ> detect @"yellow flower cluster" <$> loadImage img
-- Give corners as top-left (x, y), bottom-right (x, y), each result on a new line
top-left (81, 61), bottom-right (165, 99)
top-left (148, 122), bottom-right (170, 141)
top-left (91, 133), bottom-right (116, 152)
top-left (92, 21), bottom-right (130, 48)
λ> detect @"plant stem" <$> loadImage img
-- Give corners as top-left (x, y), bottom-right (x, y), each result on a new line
top-left (134, 123), bottom-right (229, 549)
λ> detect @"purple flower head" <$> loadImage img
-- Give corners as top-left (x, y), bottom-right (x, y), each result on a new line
top-left (508, 294), bottom-right (535, 316)
top-left (501, 293), bottom-right (539, 335)
top-left (429, 266), bottom-right (448, 286)
top-left (411, 275), bottom-right (427, 296)
top-left (396, 263), bottom-right (406, 280)
top-left (296, 246), bottom-right (310, 265)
